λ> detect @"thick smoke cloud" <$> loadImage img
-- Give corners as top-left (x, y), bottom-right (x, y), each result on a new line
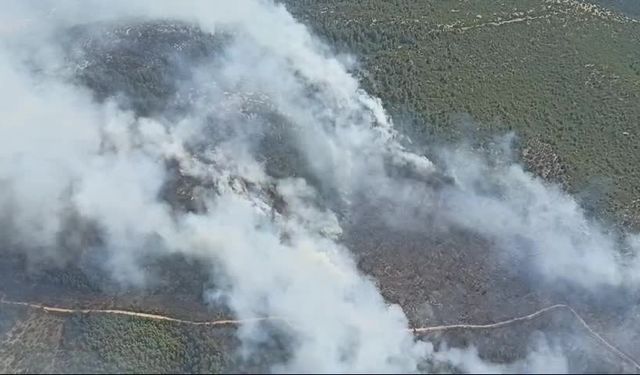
top-left (1, 0), bottom-right (639, 373)
top-left (433, 337), bottom-right (568, 374)
top-left (435, 143), bottom-right (640, 290)
top-left (1, 1), bottom-right (432, 372)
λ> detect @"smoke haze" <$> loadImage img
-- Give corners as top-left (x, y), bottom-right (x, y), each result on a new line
top-left (1, 0), bottom-right (639, 373)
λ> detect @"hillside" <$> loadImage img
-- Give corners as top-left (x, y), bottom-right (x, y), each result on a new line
top-left (1, 0), bottom-right (639, 373)
top-left (283, 0), bottom-right (640, 227)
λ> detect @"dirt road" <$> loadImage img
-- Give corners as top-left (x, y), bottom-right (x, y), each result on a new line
top-left (1, 297), bottom-right (637, 370)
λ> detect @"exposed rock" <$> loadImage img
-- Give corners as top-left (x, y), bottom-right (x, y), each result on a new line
top-left (521, 137), bottom-right (568, 187)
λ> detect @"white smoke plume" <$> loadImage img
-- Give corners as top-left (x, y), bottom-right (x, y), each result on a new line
top-left (433, 143), bottom-right (640, 290)
top-left (1, 1), bottom-right (432, 372)
top-left (434, 338), bottom-right (568, 374)
top-left (1, 0), bottom-right (639, 373)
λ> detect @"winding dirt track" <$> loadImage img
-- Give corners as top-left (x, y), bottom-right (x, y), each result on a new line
top-left (1, 297), bottom-right (638, 371)
top-left (413, 304), bottom-right (640, 371)
top-left (458, 14), bottom-right (553, 31)
top-left (0, 298), bottom-right (283, 327)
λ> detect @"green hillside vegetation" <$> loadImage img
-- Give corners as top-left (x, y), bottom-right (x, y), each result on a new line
top-left (283, 0), bottom-right (640, 227)
top-left (0, 305), bottom-right (234, 373)
top-left (589, 0), bottom-right (640, 17)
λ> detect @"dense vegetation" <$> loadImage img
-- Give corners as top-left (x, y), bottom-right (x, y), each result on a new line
top-left (590, 0), bottom-right (640, 17)
top-left (59, 314), bottom-right (233, 373)
top-left (282, 0), bottom-right (640, 226)
top-left (0, 306), bottom-right (235, 373)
